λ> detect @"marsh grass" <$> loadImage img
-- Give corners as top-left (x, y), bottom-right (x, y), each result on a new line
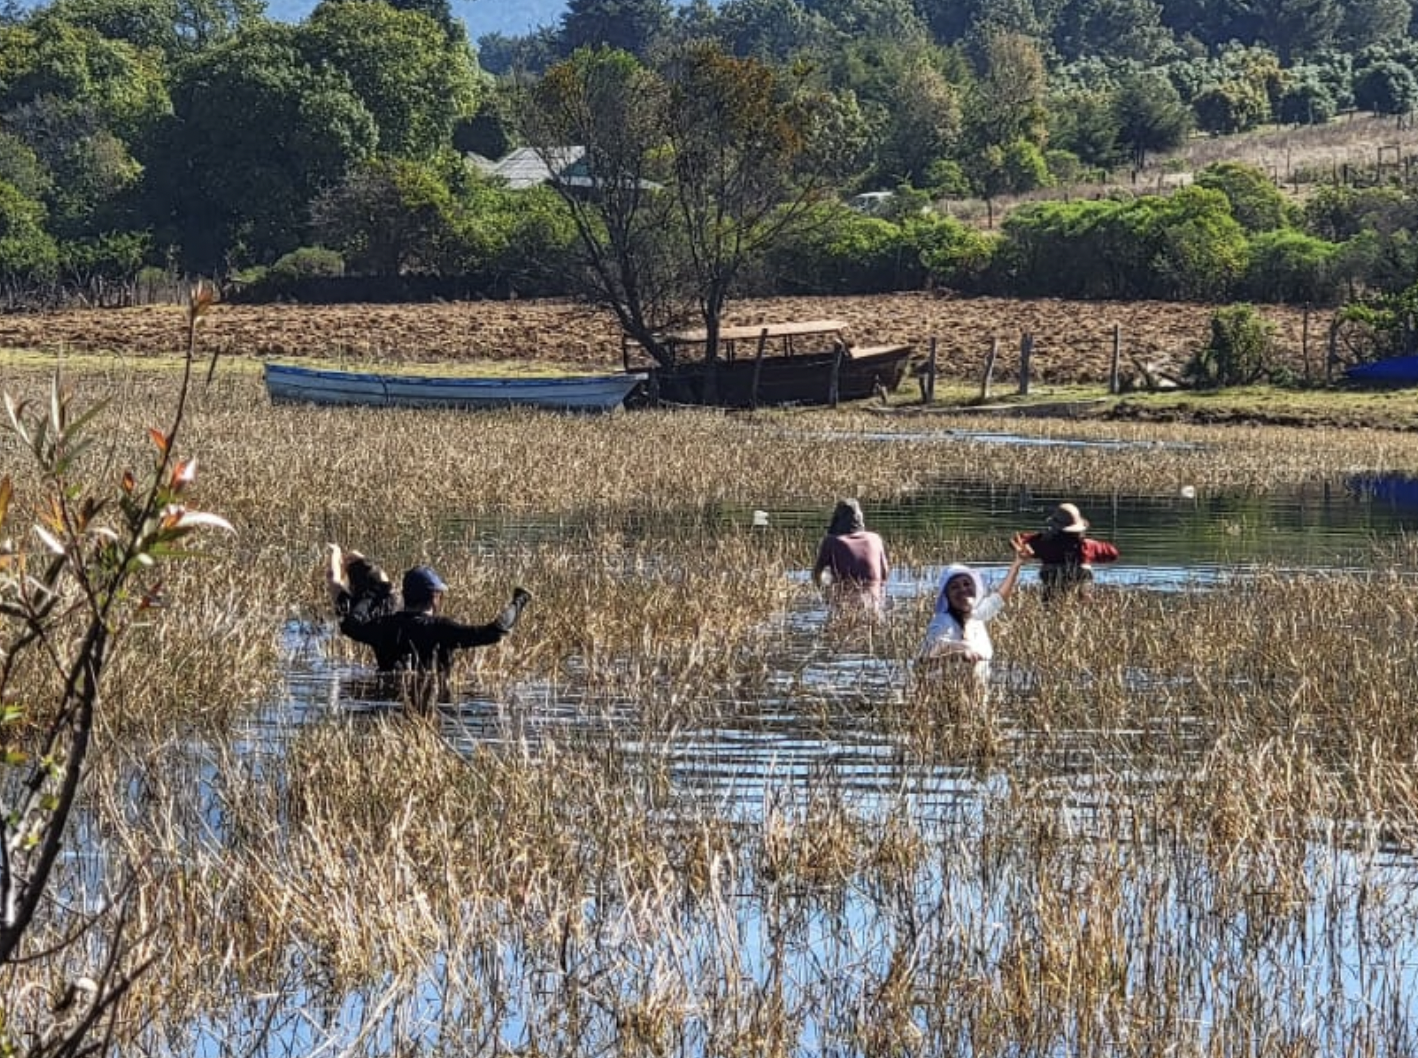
top-left (5, 362), bottom-right (1418, 1055)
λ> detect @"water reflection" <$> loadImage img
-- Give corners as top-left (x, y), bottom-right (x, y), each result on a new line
top-left (793, 426), bottom-right (1206, 450)
top-left (273, 472), bottom-right (1418, 804)
top-left (231, 470), bottom-right (1418, 1056)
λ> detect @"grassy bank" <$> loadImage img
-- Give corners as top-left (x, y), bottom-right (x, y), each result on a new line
top-left (894, 379), bottom-right (1418, 430)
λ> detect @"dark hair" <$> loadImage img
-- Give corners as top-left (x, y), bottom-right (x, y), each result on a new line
top-left (827, 498), bottom-right (866, 536)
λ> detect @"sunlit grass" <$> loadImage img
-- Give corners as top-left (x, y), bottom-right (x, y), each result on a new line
top-left (4, 359), bottom-right (1418, 1056)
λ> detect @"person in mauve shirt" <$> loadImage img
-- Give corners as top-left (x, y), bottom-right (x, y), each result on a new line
top-left (812, 498), bottom-right (890, 609)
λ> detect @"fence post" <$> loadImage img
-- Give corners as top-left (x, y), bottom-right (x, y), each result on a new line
top-left (1109, 323), bottom-right (1122, 394)
top-left (923, 336), bottom-right (938, 404)
top-left (1018, 332), bottom-right (1033, 396)
top-left (749, 327), bottom-right (769, 410)
top-left (1302, 304), bottom-right (1310, 382)
top-left (981, 337), bottom-right (998, 400)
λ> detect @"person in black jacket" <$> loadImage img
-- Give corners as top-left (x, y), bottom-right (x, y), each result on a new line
top-left (327, 545), bottom-right (531, 675)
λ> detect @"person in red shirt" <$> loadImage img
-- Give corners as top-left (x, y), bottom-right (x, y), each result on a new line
top-left (812, 498), bottom-right (890, 608)
top-left (1012, 503), bottom-right (1119, 602)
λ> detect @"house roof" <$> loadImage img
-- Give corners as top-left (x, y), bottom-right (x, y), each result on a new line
top-left (471, 146), bottom-right (587, 190)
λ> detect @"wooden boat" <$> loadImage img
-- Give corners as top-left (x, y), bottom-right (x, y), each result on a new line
top-left (1345, 355), bottom-right (1418, 386)
top-left (625, 319), bottom-right (915, 408)
top-left (264, 362), bottom-right (647, 412)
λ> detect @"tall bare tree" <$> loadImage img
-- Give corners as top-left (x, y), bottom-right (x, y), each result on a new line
top-left (520, 47), bottom-right (682, 364)
top-left (520, 42), bottom-right (832, 374)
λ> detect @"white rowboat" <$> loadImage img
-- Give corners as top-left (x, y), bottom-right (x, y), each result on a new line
top-left (264, 362), bottom-right (646, 413)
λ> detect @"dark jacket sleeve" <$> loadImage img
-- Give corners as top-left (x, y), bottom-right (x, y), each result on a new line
top-left (432, 617), bottom-right (509, 650)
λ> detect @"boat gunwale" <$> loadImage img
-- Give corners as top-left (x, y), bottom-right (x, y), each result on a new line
top-left (657, 319), bottom-right (849, 345)
top-left (263, 362), bottom-right (647, 388)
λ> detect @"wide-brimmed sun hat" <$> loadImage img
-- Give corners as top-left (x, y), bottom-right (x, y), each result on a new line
top-left (1047, 503), bottom-right (1089, 534)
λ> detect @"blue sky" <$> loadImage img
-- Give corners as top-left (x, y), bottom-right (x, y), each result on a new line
top-left (264, 0), bottom-right (565, 40)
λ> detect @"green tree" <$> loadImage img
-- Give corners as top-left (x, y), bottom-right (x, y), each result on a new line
top-left (559, 0), bottom-right (673, 59)
top-left (1147, 186), bottom-right (1251, 299)
top-left (1194, 161), bottom-right (1288, 232)
top-left (142, 23), bottom-right (377, 271)
top-left (5, 96), bottom-right (142, 239)
top-left (0, 128), bottom-right (52, 200)
top-left (1302, 182), bottom-right (1415, 241)
top-left (0, 12), bottom-right (169, 140)
top-left (1191, 77), bottom-right (1271, 133)
top-left (1051, 0), bottom-right (1175, 64)
top-left (173, 0), bottom-right (264, 51)
top-left (1048, 87), bottom-right (1123, 168)
top-left (475, 28), bottom-right (560, 76)
top-left (870, 54), bottom-right (962, 184)
top-left (46, 0), bottom-right (184, 61)
top-left (1186, 303), bottom-right (1274, 385)
top-left (999, 198), bottom-right (1115, 296)
top-left (968, 136), bottom-right (1051, 199)
top-left (1275, 64), bottom-right (1339, 123)
top-left (759, 201), bottom-right (922, 293)
top-left (375, 0), bottom-right (464, 43)
top-left (1337, 0), bottom-right (1412, 52)
top-left (304, 0), bottom-right (482, 160)
top-left (0, 178), bottom-right (59, 284)
top-left (455, 93), bottom-right (516, 160)
top-left (1230, 0), bottom-right (1340, 62)
top-left (1353, 58), bottom-right (1418, 115)
top-left (1242, 228), bottom-right (1342, 303)
top-left (43, 0), bottom-right (262, 64)
top-left (809, 0), bottom-right (931, 43)
top-left (962, 29), bottom-right (1047, 151)
top-left (310, 155), bottom-right (460, 275)
top-left (449, 179), bottom-right (578, 295)
top-left (707, 0), bottom-right (833, 61)
top-left (1112, 69), bottom-right (1190, 167)
top-left (1000, 187), bottom-right (1247, 299)
top-left (58, 228), bottom-right (151, 296)
top-left (913, 209), bottom-right (997, 288)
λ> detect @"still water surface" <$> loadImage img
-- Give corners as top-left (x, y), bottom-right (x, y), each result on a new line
top-left (244, 469), bottom-right (1418, 1054)
top-left (274, 467), bottom-right (1418, 827)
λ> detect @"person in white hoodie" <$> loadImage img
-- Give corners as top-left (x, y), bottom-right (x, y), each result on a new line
top-left (916, 540), bottom-right (1029, 698)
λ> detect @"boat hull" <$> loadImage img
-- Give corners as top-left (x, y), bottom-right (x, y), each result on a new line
top-left (648, 345), bottom-right (914, 408)
top-left (264, 363), bottom-right (646, 412)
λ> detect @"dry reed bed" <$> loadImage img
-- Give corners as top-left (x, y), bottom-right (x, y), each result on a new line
top-left (5, 363), bottom-right (1418, 1055)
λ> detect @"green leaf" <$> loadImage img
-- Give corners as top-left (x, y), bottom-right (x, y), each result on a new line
top-left (64, 397), bottom-right (111, 440)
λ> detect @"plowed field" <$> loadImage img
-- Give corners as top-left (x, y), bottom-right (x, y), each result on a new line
top-left (0, 293), bottom-right (1335, 386)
